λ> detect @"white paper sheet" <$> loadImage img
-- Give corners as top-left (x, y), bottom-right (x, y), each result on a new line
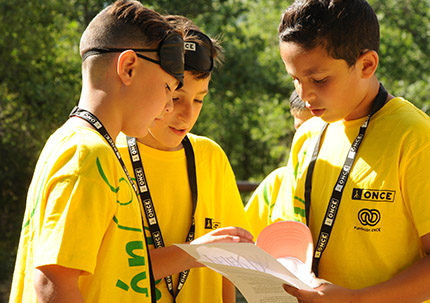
top-left (175, 243), bottom-right (326, 303)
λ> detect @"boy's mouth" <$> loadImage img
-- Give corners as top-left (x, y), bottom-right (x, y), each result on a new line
top-left (169, 126), bottom-right (187, 136)
top-left (309, 108), bottom-right (325, 116)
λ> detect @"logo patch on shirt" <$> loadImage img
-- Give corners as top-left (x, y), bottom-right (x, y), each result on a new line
top-left (358, 208), bottom-right (381, 226)
top-left (352, 188), bottom-right (395, 202)
top-left (353, 208), bottom-right (382, 232)
top-left (205, 218), bottom-right (221, 230)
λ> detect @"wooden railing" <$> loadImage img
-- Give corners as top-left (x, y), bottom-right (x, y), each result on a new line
top-left (236, 180), bottom-right (260, 193)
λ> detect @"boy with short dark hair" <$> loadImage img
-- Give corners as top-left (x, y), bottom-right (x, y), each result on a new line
top-left (116, 16), bottom-right (253, 303)
top-left (247, 0), bottom-right (430, 302)
top-left (10, 1), bottom-right (185, 302)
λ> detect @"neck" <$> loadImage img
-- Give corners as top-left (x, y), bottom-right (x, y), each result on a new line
top-left (344, 79), bottom-right (387, 121)
top-left (138, 132), bottom-right (183, 151)
top-left (76, 86), bottom-right (121, 141)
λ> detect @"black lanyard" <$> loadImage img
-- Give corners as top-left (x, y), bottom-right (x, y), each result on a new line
top-left (304, 84), bottom-right (388, 276)
top-left (69, 107), bottom-right (157, 303)
top-left (126, 135), bottom-right (198, 302)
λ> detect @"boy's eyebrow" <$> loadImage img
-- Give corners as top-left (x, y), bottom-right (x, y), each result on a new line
top-left (197, 89), bottom-right (209, 95)
top-left (177, 88), bottom-right (209, 95)
top-left (303, 67), bottom-right (329, 76)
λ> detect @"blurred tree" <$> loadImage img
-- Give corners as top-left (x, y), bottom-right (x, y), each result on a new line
top-left (0, 0), bottom-right (101, 286)
top-left (370, 0), bottom-right (430, 111)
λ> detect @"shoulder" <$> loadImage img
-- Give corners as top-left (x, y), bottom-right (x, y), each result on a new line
top-left (46, 125), bottom-right (108, 153)
top-left (289, 117), bottom-right (326, 155)
top-left (187, 133), bottom-right (227, 158)
top-left (255, 167), bottom-right (288, 195)
top-left (374, 97), bottom-right (430, 140)
top-left (294, 117), bottom-right (326, 142)
top-left (44, 125), bottom-right (116, 173)
top-left (115, 132), bottom-right (128, 149)
top-left (263, 167), bottom-right (288, 184)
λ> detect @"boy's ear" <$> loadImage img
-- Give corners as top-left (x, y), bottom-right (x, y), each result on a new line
top-left (358, 50), bottom-right (379, 79)
top-left (117, 50), bottom-right (138, 85)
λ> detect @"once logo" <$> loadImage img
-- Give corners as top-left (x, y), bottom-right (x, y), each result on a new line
top-left (352, 188), bottom-right (395, 202)
top-left (184, 42), bottom-right (197, 51)
top-left (205, 218), bottom-right (221, 230)
top-left (358, 208), bottom-right (380, 226)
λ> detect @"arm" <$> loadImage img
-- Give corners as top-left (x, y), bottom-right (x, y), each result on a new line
top-left (283, 232), bottom-right (430, 303)
top-left (150, 226), bottom-right (254, 281)
top-left (34, 265), bottom-right (83, 303)
top-left (222, 277), bottom-right (236, 303)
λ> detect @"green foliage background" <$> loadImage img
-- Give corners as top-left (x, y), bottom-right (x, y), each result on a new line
top-left (1, 0), bottom-right (429, 295)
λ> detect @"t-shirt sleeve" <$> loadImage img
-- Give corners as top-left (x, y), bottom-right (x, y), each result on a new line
top-left (401, 140), bottom-right (430, 238)
top-left (35, 167), bottom-right (116, 274)
top-left (245, 167), bottom-right (287, 238)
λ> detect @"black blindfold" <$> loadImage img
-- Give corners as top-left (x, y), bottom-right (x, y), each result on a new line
top-left (184, 30), bottom-right (214, 73)
top-left (82, 31), bottom-right (185, 89)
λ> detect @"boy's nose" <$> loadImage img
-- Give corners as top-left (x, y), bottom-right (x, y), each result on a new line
top-left (165, 95), bottom-right (174, 113)
top-left (178, 100), bottom-right (193, 121)
top-left (296, 83), bottom-right (316, 104)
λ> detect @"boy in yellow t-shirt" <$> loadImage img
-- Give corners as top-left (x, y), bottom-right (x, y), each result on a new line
top-left (247, 0), bottom-right (430, 302)
top-left (9, 1), bottom-right (186, 302)
top-left (117, 16), bottom-right (253, 303)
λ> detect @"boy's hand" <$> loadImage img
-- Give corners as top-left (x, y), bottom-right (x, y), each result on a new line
top-left (190, 226), bottom-right (254, 245)
top-left (283, 283), bottom-right (357, 303)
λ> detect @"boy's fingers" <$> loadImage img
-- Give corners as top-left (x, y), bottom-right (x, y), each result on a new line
top-left (211, 226), bottom-right (254, 241)
top-left (191, 226), bottom-right (254, 244)
top-left (283, 284), bottom-right (298, 295)
top-left (283, 284), bottom-right (306, 301)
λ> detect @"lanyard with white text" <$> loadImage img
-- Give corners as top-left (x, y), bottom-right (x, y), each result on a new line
top-left (126, 135), bottom-right (197, 302)
top-left (68, 106), bottom-right (157, 302)
top-left (304, 84), bottom-right (388, 276)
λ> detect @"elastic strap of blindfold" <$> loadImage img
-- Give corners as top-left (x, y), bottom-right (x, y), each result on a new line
top-left (82, 48), bottom-right (159, 63)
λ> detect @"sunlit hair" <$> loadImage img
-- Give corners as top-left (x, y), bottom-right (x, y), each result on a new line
top-left (278, 0), bottom-right (380, 66)
top-left (289, 90), bottom-right (307, 114)
top-left (80, 0), bottom-right (178, 63)
top-left (165, 15), bottom-right (224, 79)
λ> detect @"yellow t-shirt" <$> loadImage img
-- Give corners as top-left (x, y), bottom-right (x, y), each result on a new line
top-left (10, 125), bottom-right (152, 302)
top-left (247, 98), bottom-right (430, 296)
top-left (245, 167), bottom-right (288, 237)
top-left (117, 133), bottom-right (252, 303)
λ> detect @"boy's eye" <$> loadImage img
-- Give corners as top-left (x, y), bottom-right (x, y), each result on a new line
top-left (172, 97), bottom-right (180, 102)
top-left (165, 83), bottom-right (171, 92)
top-left (194, 99), bottom-right (203, 104)
top-left (313, 77), bottom-right (327, 84)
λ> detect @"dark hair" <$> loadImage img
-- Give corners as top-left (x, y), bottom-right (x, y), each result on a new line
top-left (278, 0), bottom-right (380, 66)
top-left (80, 0), bottom-right (176, 57)
top-left (165, 15), bottom-right (224, 79)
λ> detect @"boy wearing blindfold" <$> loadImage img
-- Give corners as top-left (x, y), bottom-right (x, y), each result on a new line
top-left (117, 16), bottom-right (253, 303)
top-left (10, 1), bottom-right (186, 302)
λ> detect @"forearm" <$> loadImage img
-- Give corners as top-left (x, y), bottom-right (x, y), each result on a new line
top-left (34, 265), bottom-right (83, 303)
top-left (150, 227), bottom-right (253, 281)
top-left (222, 277), bottom-right (236, 303)
top-left (284, 255), bottom-right (430, 303)
top-left (150, 246), bottom-right (201, 281)
top-left (356, 255), bottom-right (430, 303)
